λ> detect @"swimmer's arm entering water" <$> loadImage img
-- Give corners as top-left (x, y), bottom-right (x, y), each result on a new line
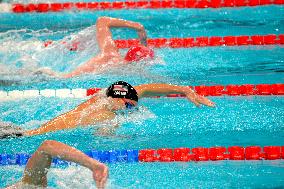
top-left (135, 83), bottom-right (215, 107)
top-left (17, 140), bottom-right (108, 188)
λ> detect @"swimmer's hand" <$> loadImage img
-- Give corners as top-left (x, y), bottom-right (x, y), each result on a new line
top-left (92, 162), bottom-right (108, 189)
top-left (138, 26), bottom-right (147, 46)
top-left (184, 87), bottom-right (215, 107)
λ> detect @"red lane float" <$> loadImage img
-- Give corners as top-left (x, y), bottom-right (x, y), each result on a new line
top-left (115, 34), bottom-right (284, 48)
top-left (86, 84), bottom-right (284, 97)
top-left (43, 34), bottom-right (284, 50)
top-left (12, 0), bottom-right (284, 13)
top-left (173, 148), bottom-right (191, 161)
top-left (138, 146), bottom-right (284, 162)
top-left (228, 146), bottom-right (245, 160)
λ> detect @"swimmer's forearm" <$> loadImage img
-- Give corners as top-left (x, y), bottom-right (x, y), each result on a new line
top-left (103, 17), bottom-right (144, 31)
top-left (39, 140), bottom-right (101, 169)
top-left (135, 83), bottom-right (193, 97)
top-left (105, 17), bottom-right (147, 45)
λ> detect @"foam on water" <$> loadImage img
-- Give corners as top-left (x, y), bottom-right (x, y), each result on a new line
top-left (0, 26), bottom-right (100, 79)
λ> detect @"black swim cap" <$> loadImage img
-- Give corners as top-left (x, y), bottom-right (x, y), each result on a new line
top-left (106, 81), bottom-right (138, 102)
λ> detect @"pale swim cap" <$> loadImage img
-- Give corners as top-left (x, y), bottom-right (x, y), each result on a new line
top-left (124, 45), bottom-right (154, 62)
top-left (106, 81), bottom-right (138, 102)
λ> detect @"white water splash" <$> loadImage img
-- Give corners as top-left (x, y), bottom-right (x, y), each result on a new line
top-left (115, 106), bottom-right (157, 126)
top-left (0, 26), bottom-right (100, 79)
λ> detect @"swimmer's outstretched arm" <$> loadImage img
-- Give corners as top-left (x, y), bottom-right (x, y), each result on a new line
top-left (24, 96), bottom-right (116, 136)
top-left (19, 140), bottom-right (108, 188)
top-left (135, 83), bottom-right (215, 107)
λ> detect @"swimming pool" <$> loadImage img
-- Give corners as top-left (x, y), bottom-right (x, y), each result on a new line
top-left (0, 3), bottom-right (284, 188)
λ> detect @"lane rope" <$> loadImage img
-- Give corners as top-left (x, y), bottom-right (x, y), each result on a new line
top-left (8, 0), bottom-right (284, 13)
top-left (0, 145), bottom-right (283, 166)
top-left (0, 84), bottom-right (283, 101)
top-left (42, 34), bottom-right (284, 51)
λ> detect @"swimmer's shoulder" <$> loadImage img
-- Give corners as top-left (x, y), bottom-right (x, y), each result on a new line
top-left (77, 96), bottom-right (100, 108)
top-left (75, 90), bottom-right (109, 111)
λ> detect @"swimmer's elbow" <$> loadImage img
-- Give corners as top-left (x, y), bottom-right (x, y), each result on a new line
top-left (40, 140), bottom-right (57, 148)
top-left (96, 17), bottom-right (112, 26)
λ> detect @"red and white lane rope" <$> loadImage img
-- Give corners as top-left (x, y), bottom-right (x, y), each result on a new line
top-left (8, 0), bottom-right (284, 13)
top-left (43, 34), bottom-right (284, 51)
top-left (0, 83), bottom-right (283, 101)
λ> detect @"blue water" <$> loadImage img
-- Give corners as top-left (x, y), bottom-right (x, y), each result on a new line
top-left (0, 5), bottom-right (284, 188)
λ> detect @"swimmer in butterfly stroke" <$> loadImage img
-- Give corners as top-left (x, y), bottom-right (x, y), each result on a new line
top-left (5, 140), bottom-right (108, 189)
top-left (40, 16), bottom-right (154, 78)
top-left (1, 81), bottom-right (215, 138)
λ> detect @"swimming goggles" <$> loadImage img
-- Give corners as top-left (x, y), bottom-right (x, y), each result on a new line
top-left (121, 98), bottom-right (136, 109)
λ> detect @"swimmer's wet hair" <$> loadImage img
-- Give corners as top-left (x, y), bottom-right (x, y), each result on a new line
top-left (106, 81), bottom-right (138, 102)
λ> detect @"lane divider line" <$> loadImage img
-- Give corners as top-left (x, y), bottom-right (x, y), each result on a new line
top-left (42, 34), bottom-right (284, 50)
top-left (0, 84), bottom-right (283, 101)
top-left (0, 145), bottom-right (283, 166)
top-left (9, 0), bottom-right (284, 13)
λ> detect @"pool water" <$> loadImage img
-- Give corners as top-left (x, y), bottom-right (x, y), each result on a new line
top-left (0, 4), bottom-right (284, 189)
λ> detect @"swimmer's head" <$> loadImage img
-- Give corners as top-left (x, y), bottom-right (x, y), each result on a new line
top-left (124, 45), bottom-right (154, 62)
top-left (106, 81), bottom-right (138, 102)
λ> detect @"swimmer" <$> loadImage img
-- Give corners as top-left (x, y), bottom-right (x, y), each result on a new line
top-left (5, 140), bottom-right (108, 189)
top-left (0, 81), bottom-right (215, 138)
top-left (38, 16), bottom-right (154, 78)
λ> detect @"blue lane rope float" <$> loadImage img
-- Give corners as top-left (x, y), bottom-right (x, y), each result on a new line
top-left (0, 149), bottom-right (139, 166)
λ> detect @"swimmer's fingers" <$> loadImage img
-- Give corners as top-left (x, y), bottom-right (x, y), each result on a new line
top-left (196, 95), bottom-right (215, 107)
top-left (95, 172), bottom-right (108, 189)
top-left (94, 173), bottom-right (104, 189)
top-left (93, 164), bottom-right (108, 189)
top-left (100, 167), bottom-right (108, 188)
top-left (185, 93), bottom-right (215, 107)
top-left (138, 29), bottom-right (147, 46)
top-left (185, 93), bottom-right (201, 107)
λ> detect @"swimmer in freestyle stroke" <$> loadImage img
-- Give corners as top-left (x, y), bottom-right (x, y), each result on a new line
top-left (0, 81), bottom-right (215, 138)
top-left (39, 16), bottom-right (154, 78)
top-left (5, 140), bottom-right (108, 189)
